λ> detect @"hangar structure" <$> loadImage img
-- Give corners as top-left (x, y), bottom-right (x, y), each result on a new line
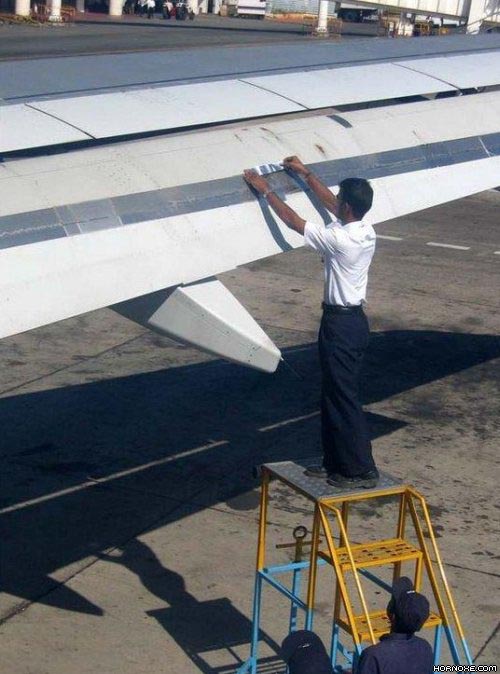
top-left (1, 37), bottom-right (499, 371)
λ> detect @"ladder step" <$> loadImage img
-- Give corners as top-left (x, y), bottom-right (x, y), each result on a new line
top-left (318, 538), bottom-right (422, 570)
top-left (337, 610), bottom-right (442, 642)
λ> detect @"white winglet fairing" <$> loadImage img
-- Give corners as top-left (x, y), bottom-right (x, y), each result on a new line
top-left (113, 279), bottom-right (281, 373)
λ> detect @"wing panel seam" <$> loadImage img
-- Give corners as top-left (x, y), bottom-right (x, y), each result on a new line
top-left (393, 62), bottom-right (461, 93)
top-left (24, 102), bottom-right (96, 140)
top-left (236, 78), bottom-right (309, 110)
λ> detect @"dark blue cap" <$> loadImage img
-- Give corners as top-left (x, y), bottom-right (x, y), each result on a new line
top-left (388, 577), bottom-right (430, 634)
top-left (281, 630), bottom-right (334, 674)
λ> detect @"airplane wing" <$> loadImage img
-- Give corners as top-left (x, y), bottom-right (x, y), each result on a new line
top-left (1, 39), bottom-right (499, 371)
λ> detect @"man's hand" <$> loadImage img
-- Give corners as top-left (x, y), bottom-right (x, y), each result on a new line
top-left (283, 155), bottom-right (309, 177)
top-left (243, 168), bottom-right (306, 235)
top-left (243, 169), bottom-right (270, 195)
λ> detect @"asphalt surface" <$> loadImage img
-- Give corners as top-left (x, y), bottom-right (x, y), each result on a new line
top-left (0, 189), bottom-right (499, 672)
top-left (0, 13), bottom-right (376, 59)
top-left (2, 31), bottom-right (499, 102)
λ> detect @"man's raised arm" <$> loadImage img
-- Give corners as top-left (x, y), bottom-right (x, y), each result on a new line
top-left (283, 155), bottom-right (338, 216)
top-left (243, 169), bottom-right (306, 235)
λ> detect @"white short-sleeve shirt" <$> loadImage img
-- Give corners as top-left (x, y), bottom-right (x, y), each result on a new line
top-left (304, 218), bottom-right (376, 307)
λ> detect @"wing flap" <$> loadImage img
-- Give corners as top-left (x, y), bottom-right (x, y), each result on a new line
top-left (3, 91), bottom-right (499, 219)
top-left (7, 50), bottom-right (500, 155)
top-left (0, 105), bottom-right (90, 153)
top-left (242, 62), bottom-right (456, 109)
top-left (28, 80), bottom-right (304, 141)
top-left (400, 52), bottom-right (500, 89)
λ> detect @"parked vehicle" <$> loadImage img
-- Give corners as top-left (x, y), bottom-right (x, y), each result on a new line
top-left (236, 0), bottom-right (266, 18)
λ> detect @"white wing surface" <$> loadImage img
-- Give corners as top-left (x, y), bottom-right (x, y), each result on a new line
top-left (1, 49), bottom-right (499, 371)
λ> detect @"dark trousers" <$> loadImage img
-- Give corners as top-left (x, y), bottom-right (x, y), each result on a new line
top-left (318, 306), bottom-right (375, 477)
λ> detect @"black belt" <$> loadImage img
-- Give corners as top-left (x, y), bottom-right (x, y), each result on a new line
top-left (322, 302), bottom-right (363, 314)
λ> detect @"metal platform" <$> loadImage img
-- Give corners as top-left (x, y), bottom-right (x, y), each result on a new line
top-left (263, 457), bottom-right (405, 503)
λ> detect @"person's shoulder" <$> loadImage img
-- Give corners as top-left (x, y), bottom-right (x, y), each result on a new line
top-left (360, 642), bottom-right (379, 657)
top-left (411, 635), bottom-right (434, 670)
top-left (356, 643), bottom-right (381, 673)
top-left (325, 215), bottom-right (343, 230)
top-left (325, 218), bottom-right (347, 239)
top-left (366, 224), bottom-right (377, 240)
top-left (353, 220), bottom-right (376, 240)
top-left (360, 219), bottom-right (377, 239)
top-left (413, 634), bottom-right (433, 653)
top-left (304, 220), bottom-right (337, 240)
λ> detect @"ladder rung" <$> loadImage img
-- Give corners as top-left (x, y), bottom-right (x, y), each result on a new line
top-left (318, 538), bottom-right (422, 569)
top-left (337, 610), bottom-right (442, 642)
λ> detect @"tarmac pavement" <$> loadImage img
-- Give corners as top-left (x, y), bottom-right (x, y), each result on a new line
top-left (0, 190), bottom-right (499, 672)
top-left (0, 13), bottom-right (375, 60)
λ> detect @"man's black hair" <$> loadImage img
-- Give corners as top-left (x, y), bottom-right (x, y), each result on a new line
top-left (339, 178), bottom-right (373, 219)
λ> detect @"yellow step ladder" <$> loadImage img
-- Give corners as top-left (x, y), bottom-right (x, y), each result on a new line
top-left (237, 458), bottom-right (473, 673)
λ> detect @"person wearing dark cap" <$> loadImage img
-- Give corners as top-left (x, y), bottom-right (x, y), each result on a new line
top-left (356, 576), bottom-right (433, 674)
top-left (281, 630), bottom-right (334, 674)
top-left (280, 577), bottom-right (433, 674)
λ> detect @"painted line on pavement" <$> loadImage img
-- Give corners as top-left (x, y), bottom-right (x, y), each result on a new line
top-left (0, 439), bottom-right (228, 515)
top-left (377, 235), bottom-right (404, 241)
top-left (259, 410), bottom-right (319, 432)
top-left (426, 242), bottom-right (471, 251)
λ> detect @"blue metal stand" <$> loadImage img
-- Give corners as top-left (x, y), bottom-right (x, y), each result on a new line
top-left (236, 558), bottom-right (325, 674)
top-left (237, 558), bottom-right (453, 674)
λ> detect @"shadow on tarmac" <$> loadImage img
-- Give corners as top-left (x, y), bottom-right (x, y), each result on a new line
top-left (1, 329), bottom-right (499, 664)
top-left (99, 538), bottom-right (280, 672)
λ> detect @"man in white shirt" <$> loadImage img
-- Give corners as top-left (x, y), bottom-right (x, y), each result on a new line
top-left (243, 156), bottom-right (378, 488)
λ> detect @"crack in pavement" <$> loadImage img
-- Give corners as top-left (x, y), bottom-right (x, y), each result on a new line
top-left (475, 620), bottom-right (500, 662)
top-left (444, 561), bottom-right (500, 580)
top-left (0, 332), bottom-right (147, 399)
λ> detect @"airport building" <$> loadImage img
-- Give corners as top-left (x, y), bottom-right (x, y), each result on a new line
top-left (3, 0), bottom-right (500, 40)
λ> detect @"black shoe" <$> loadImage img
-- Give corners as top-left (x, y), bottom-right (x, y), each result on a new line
top-left (327, 470), bottom-right (379, 489)
top-left (304, 464), bottom-right (330, 478)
